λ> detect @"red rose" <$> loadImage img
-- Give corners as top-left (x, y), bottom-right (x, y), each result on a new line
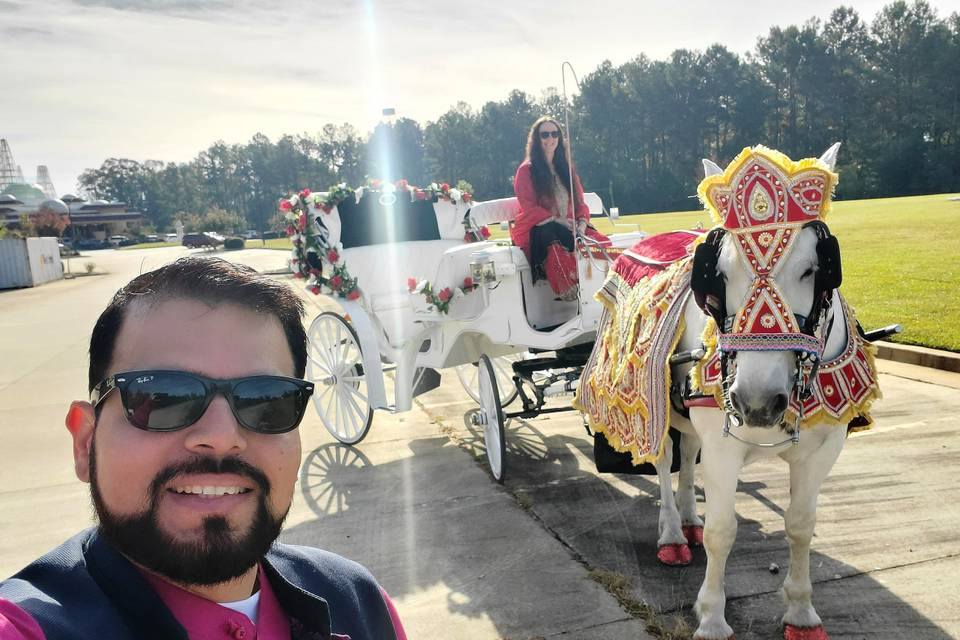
top-left (438, 287), bottom-right (452, 302)
top-left (415, 189), bottom-right (427, 201)
top-left (329, 275), bottom-right (343, 289)
top-left (462, 276), bottom-right (474, 289)
top-left (346, 289), bottom-right (360, 301)
top-left (294, 271), bottom-right (304, 279)
top-left (300, 188), bottom-right (311, 199)
top-left (480, 226), bottom-right (491, 238)
top-left (309, 268), bottom-right (321, 276)
top-left (464, 232), bottom-right (473, 243)
top-left (326, 249), bottom-right (339, 263)
top-left (279, 200), bottom-right (293, 212)
top-left (441, 183), bottom-right (450, 191)
top-left (407, 277), bottom-right (418, 292)
top-left (462, 193), bottom-right (472, 203)
top-left (309, 285), bottom-right (321, 295)
top-left (396, 179), bottom-right (409, 190)
top-left (285, 225), bottom-right (296, 236)
top-left (298, 212), bottom-right (308, 231)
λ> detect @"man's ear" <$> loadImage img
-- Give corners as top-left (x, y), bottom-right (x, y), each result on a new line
top-left (65, 401), bottom-right (95, 483)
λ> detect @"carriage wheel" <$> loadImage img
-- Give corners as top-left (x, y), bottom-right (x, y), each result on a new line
top-left (306, 312), bottom-right (374, 445)
top-left (455, 355), bottom-right (520, 407)
top-left (475, 354), bottom-right (506, 483)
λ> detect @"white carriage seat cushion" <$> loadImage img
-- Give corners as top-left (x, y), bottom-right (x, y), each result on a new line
top-left (467, 193), bottom-right (605, 231)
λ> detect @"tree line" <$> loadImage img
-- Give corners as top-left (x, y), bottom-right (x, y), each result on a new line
top-left (78, 0), bottom-right (960, 233)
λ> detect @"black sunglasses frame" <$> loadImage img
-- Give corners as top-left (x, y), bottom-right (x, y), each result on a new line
top-left (91, 370), bottom-right (315, 434)
top-left (539, 130), bottom-right (561, 139)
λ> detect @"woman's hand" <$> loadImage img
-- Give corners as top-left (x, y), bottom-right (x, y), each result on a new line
top-left (575, 219), bottom-right (588, 235)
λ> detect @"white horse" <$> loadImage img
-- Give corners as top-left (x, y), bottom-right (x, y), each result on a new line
top-left (623, 144), bottom-right (877, 640)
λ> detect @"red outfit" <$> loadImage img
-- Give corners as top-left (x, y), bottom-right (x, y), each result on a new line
top-left (512, 161), bottom-right (609, 295)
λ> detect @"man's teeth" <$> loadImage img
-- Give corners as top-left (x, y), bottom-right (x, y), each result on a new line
top-left (172, 486), bottom-right (249, 496)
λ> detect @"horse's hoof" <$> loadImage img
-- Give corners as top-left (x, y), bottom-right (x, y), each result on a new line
top-left (657, 543), bottom-right (692, 566)
top-left (784, 624), bottom-right (828, 640)
top-left (683, 524), bottom-right (704, 546)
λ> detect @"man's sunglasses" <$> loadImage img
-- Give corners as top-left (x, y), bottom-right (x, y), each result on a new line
top-left (91, 370), bottom-right (315, 434)
top-left (539, 130), bottom-right (561, 139)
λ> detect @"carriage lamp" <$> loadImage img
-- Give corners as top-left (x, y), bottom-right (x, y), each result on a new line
top-left (469, 251), bottom-right (497, 284)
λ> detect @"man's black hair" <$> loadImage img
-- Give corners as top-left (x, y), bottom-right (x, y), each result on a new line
top-left (89, 256), bottom-right (307, 393)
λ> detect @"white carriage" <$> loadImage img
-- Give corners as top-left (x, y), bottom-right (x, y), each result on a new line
top-left (299, 186), bottom-right (644, 482)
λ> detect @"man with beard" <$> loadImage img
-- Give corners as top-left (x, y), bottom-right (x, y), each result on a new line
top-left (0, 257), bottom-right (406, 640)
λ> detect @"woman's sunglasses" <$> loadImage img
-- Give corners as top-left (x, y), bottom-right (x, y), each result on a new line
top-left (539, 130), bottom-right (561, 139)
top-left (91, 370), bottom-right (315, 434)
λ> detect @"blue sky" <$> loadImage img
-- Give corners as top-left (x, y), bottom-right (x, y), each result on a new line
top-left (4, 0), bottom-right (960, 194)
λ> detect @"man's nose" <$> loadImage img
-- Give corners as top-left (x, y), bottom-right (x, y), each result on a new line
top-left (183, 395), bottom-right (247, 454)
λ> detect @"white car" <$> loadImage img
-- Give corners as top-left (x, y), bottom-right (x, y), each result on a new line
top-left (108, 235), bottom-right (129, 247)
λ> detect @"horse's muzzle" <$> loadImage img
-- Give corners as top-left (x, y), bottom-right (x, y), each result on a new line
top-left (730, 391), bottom-right (789, 428)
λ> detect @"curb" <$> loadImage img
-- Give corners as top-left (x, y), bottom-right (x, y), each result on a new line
top-left (874, 341), bottom-right (960, 374)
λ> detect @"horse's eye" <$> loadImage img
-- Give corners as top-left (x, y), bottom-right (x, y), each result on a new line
top-left (801, 267), bottom-right (815, 279)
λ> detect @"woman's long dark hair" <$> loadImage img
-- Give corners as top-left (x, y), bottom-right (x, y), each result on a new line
top-left (524, 116), bottom-right (572, 204)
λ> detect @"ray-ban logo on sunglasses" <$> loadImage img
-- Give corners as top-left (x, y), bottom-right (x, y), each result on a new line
top-left (136, 375), bottom-right (154, 384)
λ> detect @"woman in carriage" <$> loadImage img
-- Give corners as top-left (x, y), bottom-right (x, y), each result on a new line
top-left (513, 116), bottom-right (610, 301)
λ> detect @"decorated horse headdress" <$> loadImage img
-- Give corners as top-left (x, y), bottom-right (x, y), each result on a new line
top-left (690, 144), bottom-right (842, 358)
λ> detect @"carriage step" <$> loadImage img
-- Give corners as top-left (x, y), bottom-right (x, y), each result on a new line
top-left (512, 357), bottom-right (571, 377)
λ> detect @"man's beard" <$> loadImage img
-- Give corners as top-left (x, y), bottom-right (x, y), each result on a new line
top-left (89, 440), bottom-right (289, 586)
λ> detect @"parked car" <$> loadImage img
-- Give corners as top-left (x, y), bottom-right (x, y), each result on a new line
top-left (75, 238), bottom-right (108, 250)
top-left (262, 231), bottom-right (279, 240)
top-left (144, 234), bottom-right (160, 242)
top-left (108, 235), bottom-right (129, 247)
top-left (165, 233), bottom-right (179, 242)
top-left (243, 230), bottom-right (259, 239)
top-left (182, 233), bottom-right (223, 249)
top-left (58, 241), bottom-right (79, 257)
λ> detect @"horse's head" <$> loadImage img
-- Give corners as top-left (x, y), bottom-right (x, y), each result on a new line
top-left (692, 144), bottom-right (843, 429)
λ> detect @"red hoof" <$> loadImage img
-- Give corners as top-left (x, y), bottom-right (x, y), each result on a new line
top-left (657, 543), bottom-right (692, 566)
top-left (784, 624), bottom-right (828, 640)
top-left (683, 524), bottom-right (704, 546)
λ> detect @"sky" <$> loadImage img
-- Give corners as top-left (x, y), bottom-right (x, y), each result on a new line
top-left (3, 0), bottom-right (960, 195)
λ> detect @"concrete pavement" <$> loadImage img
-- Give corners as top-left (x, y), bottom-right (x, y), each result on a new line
top-left (1, 245), bottom-right (958, 639)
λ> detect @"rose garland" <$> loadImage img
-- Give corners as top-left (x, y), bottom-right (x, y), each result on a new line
top-left (407, 276), bottom-right (479, 315)
top-left (281, 179), bottom-right (486, 300)
top-left (280, 188), bottom-right (360, 300)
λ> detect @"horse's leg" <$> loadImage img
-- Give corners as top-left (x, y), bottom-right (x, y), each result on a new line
top-left (677, 426), bottom-right (704, 546)
top-left (655, 431), bottom-right (692, 566)
top-left (781, 426), bottom-right (845, 638)
top-left (693, 411), bottom-right (745, 640)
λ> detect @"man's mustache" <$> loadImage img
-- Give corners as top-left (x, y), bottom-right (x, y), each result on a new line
top-left (148, 456), bottom-right (271, 504)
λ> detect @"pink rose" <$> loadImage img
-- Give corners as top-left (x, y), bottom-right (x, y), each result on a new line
top-left (309, 285), bottom-right (321, 295)
top-left (462, 193), bottom-right (472, 203)
top-left (285, 225), bottom-right (296, 236)
top-left (438, 287), bottom-right (452, 302)
top-left (346, 289), bottom-right (360, 301)
top-left (279, 200), bottom-right (292, 212)
top-left (298, 212), bottom-right (307, 231)
top-left (480, 226), bottom-right (491, 239)
top-left (326, 249), bottom-right (339, 263)
top-left (329, 275), bottom-right (343, 289)
top-left (300, 188), bottom-right (311, 198)
top-left (441, 183), bottom-right (450, 191)
top-left (407, 277), bottom-right (418, 292)
top-left (395, 179), bottom-right (409, 191)
top-left (464, 232), bottom-right (473, 243)
top-left (462, 276), bottom-right (474, 289)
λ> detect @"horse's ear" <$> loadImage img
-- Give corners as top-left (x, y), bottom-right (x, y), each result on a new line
top-left (818, 142), bottom-right (841, 171)
top-left (702, 159), bottom-right (724, 178)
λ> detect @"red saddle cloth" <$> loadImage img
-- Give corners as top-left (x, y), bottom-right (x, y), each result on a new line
top-left (613, 230), bottom-right (703, 286)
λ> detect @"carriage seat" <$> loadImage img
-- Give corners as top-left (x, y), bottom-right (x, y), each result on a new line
top-left (466, 192), bottom-right (604, 229)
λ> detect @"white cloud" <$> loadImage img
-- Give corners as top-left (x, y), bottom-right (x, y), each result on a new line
top-left (4, 0), bottom-right (960, 193)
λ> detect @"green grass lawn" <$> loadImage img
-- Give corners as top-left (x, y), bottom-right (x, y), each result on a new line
top-left (602, 193), bottom-right (960, 352)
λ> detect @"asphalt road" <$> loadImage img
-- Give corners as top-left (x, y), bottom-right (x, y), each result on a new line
top-left (1, 245), bottom-right (957, 639)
